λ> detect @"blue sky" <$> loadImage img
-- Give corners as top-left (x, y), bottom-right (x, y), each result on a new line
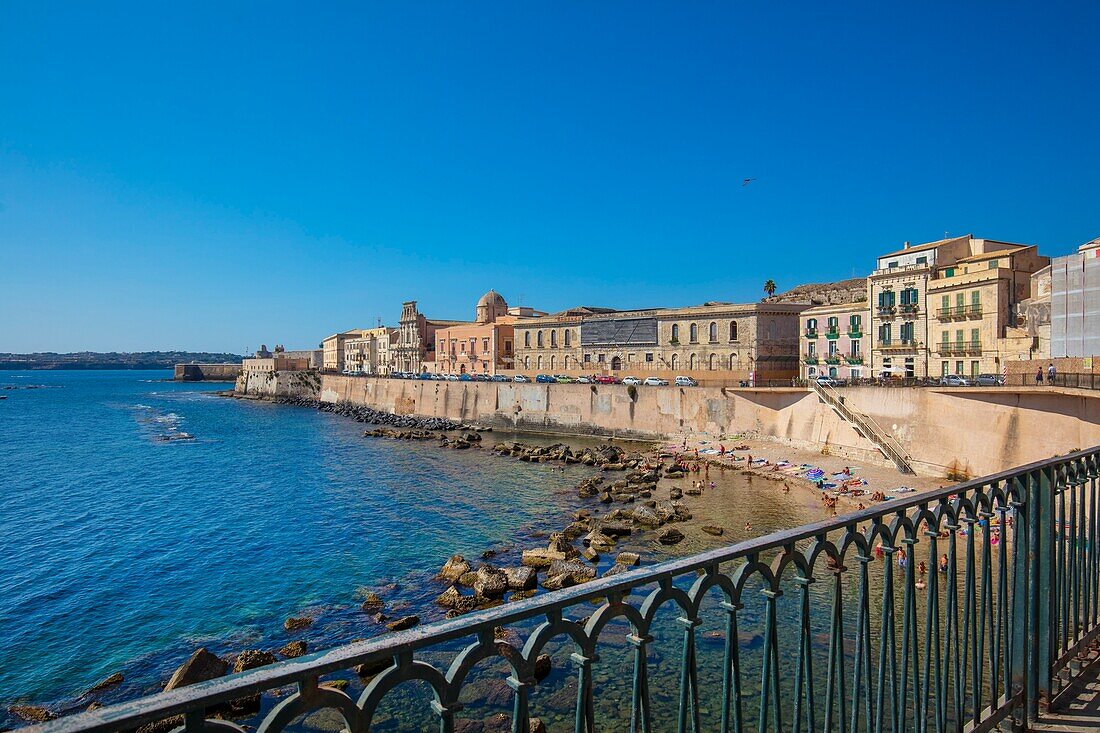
top-left (1, 2), bottom-right (1097, 353)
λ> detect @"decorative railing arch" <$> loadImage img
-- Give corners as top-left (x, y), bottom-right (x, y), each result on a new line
top-left (22, 448), bottom-right (1100, 733)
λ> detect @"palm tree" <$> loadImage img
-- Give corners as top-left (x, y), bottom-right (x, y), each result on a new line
top-left (763, 279), bottom-right (778, 297)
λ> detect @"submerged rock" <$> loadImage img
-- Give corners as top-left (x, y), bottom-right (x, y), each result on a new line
top-left (658, 528), bottom-right (685, 545)
top-left (279, 640), bottom-right (307, 659)
top-left (701, 525), bottom-right (725, 536)
top-left (85, 672), bottom-right (124, 695)
top-left (385, 615), bottom-right (420, 632)
top-left (7, 705), bottom-right (55, 723)
top-left (284, 616), bottom-right (313, 632)
top-left (360, 592), bottom-right (384, 614)
top-left (233, 650), bottom-right (277, 674)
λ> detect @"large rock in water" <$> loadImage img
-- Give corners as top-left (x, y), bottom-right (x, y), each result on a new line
top-left (164, 648), bottom-right (228, 691)
top-left (658, 528), bottom-right (685, 545)
top-left (521, 548), bottom-right (566, 568)
top-left (473, 565), bottom-right (508, 598)
top-left (503, 566), bottom-right (536, 590)
top-left (7, 705), bottom-right (55, 723)
top-left (438, 555), bottom-right (471, 582)
top-left (631, 505), bottom-right (661, 528)
top-left (386, 615), bottom-right (420, 631)
top-left (279, 641), bottom-right (307, 659)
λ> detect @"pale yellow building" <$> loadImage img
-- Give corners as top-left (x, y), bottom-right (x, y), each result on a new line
top-left (927, 245), bottom-right (1049, 378)
top-left (868, 235), bottom-right (1036, 378)
top-left (513, 307), bottom-right (611, 373)
top-left (343, 326), bottom-right (396, 375)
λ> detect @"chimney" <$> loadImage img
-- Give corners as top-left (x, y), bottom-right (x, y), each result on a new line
top-left (903, 241), bottom-right (910, 249)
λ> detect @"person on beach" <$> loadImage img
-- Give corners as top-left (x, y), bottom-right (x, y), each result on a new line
top-left (939, 554), bottom-right (949, 573)
top-left (897, 548), bottom-right (907, 568)
top-left (744, 521), bottom-right (752, 531)
top-left (719, 444), bottom-right (726, 455)
top-left (1036, 368), bottom-right (1043, 386)
top-left (782, 482), bottom-right (790, 494)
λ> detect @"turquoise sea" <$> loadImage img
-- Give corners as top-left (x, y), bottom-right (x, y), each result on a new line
top-left (0, 370), bottom-right (828, 729)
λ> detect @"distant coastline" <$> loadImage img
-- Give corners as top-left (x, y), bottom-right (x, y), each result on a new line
top-left (0, 352), bottom-right (244, 371)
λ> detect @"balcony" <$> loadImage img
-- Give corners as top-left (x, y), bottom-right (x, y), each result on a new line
top-left (937, 304), bottom-right (984, 320)
top-left (876, 339), bottom-right (918, 351)
top-left (37, 450), bottom-right (1100, 733)
top-left (898, 303), bottom-right (920, 315)
top-left (824, 328), bottom-right (840, 340)
top-left (937, 340), bottom-right (982, 354)
top-left (845, 353), bottom-right (864, 364)
top-left (875, 306), bottom-right (896, 317)
top-left (803, 353), bottom-right (819, 364)
top-left (823, 355), bottom-right (841, 364)
top-left (847, 329), bottom-right (863, 338)
top-left (803, 328), bottom-right (818, 338)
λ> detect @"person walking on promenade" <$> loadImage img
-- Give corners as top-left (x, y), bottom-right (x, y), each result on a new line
top-left (1048, 363), bottom-right (1056, 385)
top-left (1036, 367), bottom-right (1044, 386)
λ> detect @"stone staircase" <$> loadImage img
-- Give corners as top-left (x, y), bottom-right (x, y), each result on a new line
top-left (810, 381), bottom-right (915, 474)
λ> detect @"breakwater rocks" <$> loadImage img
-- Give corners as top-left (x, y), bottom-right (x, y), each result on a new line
top-left (274, 396), bottom-right (470, 432)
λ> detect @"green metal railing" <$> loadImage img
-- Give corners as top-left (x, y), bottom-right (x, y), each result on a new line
top-left (20, 449), bottom-right (1100, 733)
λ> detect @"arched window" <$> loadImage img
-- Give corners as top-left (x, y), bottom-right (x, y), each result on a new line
top-left (564, 329), bottom-right (571, 346)
top-left (550, 355), bottom-right (556, 369)
top-left (709, 353), bottom-right (717, 370)
top-left (671, 324), bottom-right (680, 343)
top-left (524, 356), bottom-right (530, 369)
top-left (671, 354), bottom-right (679, 369)
top-left (689, 324), bottom-right (698, 343)
top-left (564, 356), bottom-right (571, 369)
top-left (550, 330), bottom-right (557, 347)
top-left (728, 353), bottom-right (737, 370)
top-left (537, 355), bottom-right (543, 370)
top-left (729, 321), bottom-right (738, 341)
top-left (537, 331), bottom-right (544, 348)
top-left (708, 322), bottom-right (717, 342)
top-left (524, 332), bottom-right (531, 348)
top-left (689, 353), bottom-right (697, 370)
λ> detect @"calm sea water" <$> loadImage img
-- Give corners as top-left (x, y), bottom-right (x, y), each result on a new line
top-left (0, 370), bottom-right (828, 728)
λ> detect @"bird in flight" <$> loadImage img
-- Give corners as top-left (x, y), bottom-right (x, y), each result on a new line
top-left (742, 178), bottom-right (756, 187)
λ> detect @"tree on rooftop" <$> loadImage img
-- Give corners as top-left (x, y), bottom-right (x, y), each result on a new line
top-left (763, 279), bottom-right (778, 297)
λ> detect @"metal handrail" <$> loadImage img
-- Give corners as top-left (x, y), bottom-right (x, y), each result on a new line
top-left (20, 449), bottom-right (1100, 733)
top-left (810, 380), bottom-right (914, 473)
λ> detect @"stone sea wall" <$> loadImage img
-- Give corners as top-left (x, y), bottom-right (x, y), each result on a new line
top-left (310, 376), bottom-right (1100, 479)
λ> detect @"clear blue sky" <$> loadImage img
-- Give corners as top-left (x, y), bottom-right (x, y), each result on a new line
top-left (2, 2), bottom-right (1097, 353)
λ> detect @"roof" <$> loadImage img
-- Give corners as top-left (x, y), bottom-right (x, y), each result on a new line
top-left (956, 246), bottom-right (1031, 264)
top-left (880, 235), bottom-right (971, 258)
top-left (477, 289), bottom-right (508, 307)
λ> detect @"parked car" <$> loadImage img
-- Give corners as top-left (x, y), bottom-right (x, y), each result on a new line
top-left (975, 373), bottom-right (1004, 386)
top-left (594, 375), bottom-right (620, 385)
top-left (535, 374), bottom-right (556, 384)
top-left (674, 376), bottom-right (698, 387)
top-left (939, 374), bottom-right (972, 387)
top-left (458, 373), bottom-right (474, 381)
top-left (643, 377), bottom-right (669, 386)
top-left (490, 374), bottom-right (509, 382)
top-left (513, 374), bottom-right (531, 383)
top-left (418, 372), bottom-right (432, 380)
top-left (446, 374), bottom-right (460, 381)
top-left (621, 376), bottom-right (642, 386)
top-left (575, 375), bottom-right (593, 384)
top-left (554, 374), bottom-right (574, 383)
top-left (815, 375), bottom-right (841, 387)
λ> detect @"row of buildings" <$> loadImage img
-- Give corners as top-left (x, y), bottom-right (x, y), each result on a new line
top-left (304, 232), bottom-right (1096, 384)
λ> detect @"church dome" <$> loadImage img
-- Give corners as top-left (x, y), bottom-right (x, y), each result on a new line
top-left (475, 290), bottom-right (509, 323)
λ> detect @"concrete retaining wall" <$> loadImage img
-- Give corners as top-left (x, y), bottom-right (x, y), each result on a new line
top-left (316, 376), bottom-right (1100, 479)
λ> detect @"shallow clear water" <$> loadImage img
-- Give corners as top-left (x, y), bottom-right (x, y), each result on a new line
top-left (0, 370), bottom-right (828, 726)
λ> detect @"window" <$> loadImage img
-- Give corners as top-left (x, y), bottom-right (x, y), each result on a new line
top-left (851, 339), bottom-right (861, 355)
top-left (808, 342), bottom-right (816, 356)
top-left (971, 291), bottom-right (980, 307)
top-left (942, 362), bottom-right (949, 377)
top-left (955, 360), bottom-right (964, 375)
top-left (729, 321), bottom-right (738, 340)
top-left (597, 354), bottom-right (605, 362)
top-left (564, 330), bottom-right (571, 346)
top-left (671, 354), bottom-right (678, 369)
top-left (537, 331), bottom-right (544, 348)
top-left (945, 267), bottom-right (956, 277)
top-left (645, 353), bottom-right (653, 362)
top-left (524, 356), bottom-right (530, 369)
top-left (900, 322), bottom-right (914, 342)
top-left (955, 329), bottom-right (964, 344)
top-left (550, 330), bottom-right (557, 347)
top-left (956, 292), bottom-right (964, 308)
top-left (550, 356), bottom-right (556, 369)
top-left (941, 295), bottom-right (950, 312)
top-left (828, 341), bottom-right (837, 356)
top-left (849, 314), bottom-right (861, 331)
top-left (988, 260), bottom-right (999, 269)
top-left (689, 353), bottom-right (697, 370)
top-left (504, 340), bottom-right (512, 355)
top-left (971, 360), bottom-right (980, 377)
top-left (524, 332), bottom-right (530, 348)
top-left (827, 317), bottom-right (839, 331)
top-left (460, 342), bottom-right (466, 353)
top-left (878, 324), bottom-right (891, 343)
top-left (916, 256), bottom-right (928, 265)
top-left (627, 353), bottom-right (635, 362)
top-left (970, 328), bottom-right (980, 345)
top-left (807, 318), bottom-right (818, 330)
top-left (709, 353), bottom-right (717, 370)
top-left (888, 261), bottom-right (899, 269)
top-left (537, 356), bottom-right (543, 369)
top-left (671, 324), bottom-right (680, 342)
top-left (709, 322), bottom-right (717, 342)
top-left (729, 354), bottom-right (737, 370)
top-left (689, 324), bottom-right (698, 343)
top-left (584, 353), bottom-right (591, 363)
top-left (904, 358), bottom-right (915, 378)
top-left (482, 338), bottom-right (489, 352)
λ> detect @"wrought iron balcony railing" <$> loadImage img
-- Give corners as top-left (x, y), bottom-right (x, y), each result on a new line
top-left (20, 449), bottom-right (1100, 733)
top-left (938, 340), bottom-right (983, 354)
